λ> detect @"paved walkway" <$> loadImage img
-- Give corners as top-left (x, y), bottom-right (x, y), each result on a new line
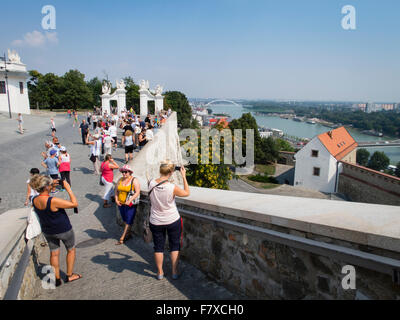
top-left (0, 112), bottom-right (239, 300)
top-left (34, 199), bottom-right (239, 300)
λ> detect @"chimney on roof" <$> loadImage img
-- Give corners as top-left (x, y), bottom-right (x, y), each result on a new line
top-left (327, 131), bottom-right (333, 139)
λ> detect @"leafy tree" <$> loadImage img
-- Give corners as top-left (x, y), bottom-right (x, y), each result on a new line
top-left (27, 70), bottom-right (43, 109)
top-left (62, 70), bottom-right (93, 109)
top-left (87, 77), bottom-right (103, 106)
top-left (123, 76), bottom-right (140, 113)
top-left (276, 138), bottom-right (295, 152)
top-left (164, 91), bottom-right (193, 128)
top-left (259, 137), bottom-right (280, 163)
top-left (368, 151), bottom-right (390, 171)
top-left (35, 73), bottom-right (64, 109)
top-left (356, 148), bottom-right (370, 167)
top-left (229, 113), bottom-right (279, 164)
top-left (184, 130), bottom-right (233, 190)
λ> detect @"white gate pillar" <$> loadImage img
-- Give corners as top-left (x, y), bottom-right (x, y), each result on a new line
top-left (101, 94), bottom-right (111, 115)
top-left (116, 88), bottom-right (127, 116)
top-left (139, 89), bottom-right (149, 117)
top-left (155, 95), bottom-right (164, 114)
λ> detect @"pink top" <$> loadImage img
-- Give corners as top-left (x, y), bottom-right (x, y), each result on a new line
top-left (59, 154), bottom-right (71, 172)
top-left (101, 162), bottom-right (114, 183)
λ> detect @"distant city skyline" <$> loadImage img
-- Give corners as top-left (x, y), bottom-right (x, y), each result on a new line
top-left (1, 0), bottom-right (399, 102)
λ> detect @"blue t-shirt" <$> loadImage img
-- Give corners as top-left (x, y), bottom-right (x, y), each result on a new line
top-left (45, 157), bottom-right (59, 175)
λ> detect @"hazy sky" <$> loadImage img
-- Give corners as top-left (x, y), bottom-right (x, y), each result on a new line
top-left (1, 0), bottom-right (399, 102)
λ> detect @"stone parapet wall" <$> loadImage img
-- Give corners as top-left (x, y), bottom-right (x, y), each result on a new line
top-left (0, 208), bottom-right (46, 300)
top-left (0, 208), bottom-right (29, 299)
top-left (339, 162), bottom-right (400, 206)
top-left (17, 237), bottom-right (46, 300)
top-left (131, 194), bottom-right (400, 299)
top-left (117, 112), bottom-right (400, 299)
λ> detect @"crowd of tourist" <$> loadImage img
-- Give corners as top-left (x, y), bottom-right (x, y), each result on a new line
top-left (25, 106), bottom-right (187, 287)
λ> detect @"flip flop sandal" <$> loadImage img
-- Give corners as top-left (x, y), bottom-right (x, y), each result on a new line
top-left (56, 278), bottom-right (62, 287)
top-left (115, 239), bottom-right (124, 245)
top-left (66, 273), bottom-right (82, 283)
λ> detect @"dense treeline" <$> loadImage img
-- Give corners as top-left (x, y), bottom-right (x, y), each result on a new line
top-left (246, 103), bottom-right (400, 138)
top-left (296, 108), bottom-right (400, 138)
top-left (27, 69), bottom-right (197, 129)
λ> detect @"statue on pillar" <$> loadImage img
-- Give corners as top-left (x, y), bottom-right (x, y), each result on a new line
top-left (102, 81), bottom-right (111, 95)
top-left (7, 49), bottom-right (22, 64)
top-left (139, 80), bottom-right (150, 91)
top-left (155, 85), bottom-right (163, 96)
top-left (116, 79), bottom-right (126, 90)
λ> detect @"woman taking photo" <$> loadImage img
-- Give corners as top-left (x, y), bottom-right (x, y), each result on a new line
top-left (86, 133), bottom-right (102, 175)
top-left (101, 154), bottom-right (119, 208)
top-left (148, 161), bottom-right (190, 280)
top-left (115, 165), bottom-right (140, 245)
top-left (30, 175), bottom-right (81, 286)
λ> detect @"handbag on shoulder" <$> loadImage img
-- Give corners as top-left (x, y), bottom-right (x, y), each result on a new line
top-left (126, 178), bottom-right (140, 207)
top-left (26, 207), bottom-right (42, 240)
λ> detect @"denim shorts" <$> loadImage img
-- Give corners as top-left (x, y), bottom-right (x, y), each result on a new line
top-left (43, 229), bottom-right (75, 252)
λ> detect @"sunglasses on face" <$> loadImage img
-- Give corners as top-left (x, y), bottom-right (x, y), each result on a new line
top-left (121, 171), bottom-right (129, 174)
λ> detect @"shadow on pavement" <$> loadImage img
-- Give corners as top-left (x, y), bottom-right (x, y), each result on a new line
top-left (84, 193), bottom-right (239, 299)
top-left (74, 167), bottom-right (94, 175)
top-left (91, 251), bottom-right (154, 277)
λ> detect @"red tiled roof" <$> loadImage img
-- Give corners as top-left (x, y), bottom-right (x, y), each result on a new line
top-left (318, 127), bottom-right (358, 161)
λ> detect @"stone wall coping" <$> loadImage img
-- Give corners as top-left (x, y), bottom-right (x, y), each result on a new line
top-left (0, 208), bottom-right (29, 268)
top-left (174, 187), bottom-right (400, 253)
top-left (341, 161), bottom-right (400, 182)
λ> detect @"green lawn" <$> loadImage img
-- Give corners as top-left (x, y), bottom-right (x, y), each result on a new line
top-left (255, 164), bottom-right (276, 176)
top-left (239, 175), bottom-right (279, 190)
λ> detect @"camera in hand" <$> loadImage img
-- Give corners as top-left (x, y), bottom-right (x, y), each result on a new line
top-left (175, 166), bottom-right (181, 171)
top-left (74, 207), bottom-right (78, 214)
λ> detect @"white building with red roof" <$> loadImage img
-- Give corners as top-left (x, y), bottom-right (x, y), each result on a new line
top-left (294, 127), bottom-right (358, 193)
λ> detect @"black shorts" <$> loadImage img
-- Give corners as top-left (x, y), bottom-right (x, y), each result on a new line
top-left (149, 218), bottom-right (182, 253)
top-left (50, 174), bottom-right (60, 180)
top-left (125, 145), bottom-right (134, 154)
top-left (112, 136), bottom-right (117, 144)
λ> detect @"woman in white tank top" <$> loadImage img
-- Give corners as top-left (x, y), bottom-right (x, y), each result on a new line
top-left (86, 134), bottom-right (102, 175)
top-left (148, 160), bottom-right (190, 280)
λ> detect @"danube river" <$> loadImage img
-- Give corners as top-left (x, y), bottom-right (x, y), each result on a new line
top-left (207, 104), bottom-right (400, 165)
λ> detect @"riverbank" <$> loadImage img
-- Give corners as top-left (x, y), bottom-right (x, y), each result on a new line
top-left (207, 104), bottom-right (400, 164)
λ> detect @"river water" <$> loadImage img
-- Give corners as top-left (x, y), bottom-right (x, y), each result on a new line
top-left (207, 104), bottom-right (400, 165)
